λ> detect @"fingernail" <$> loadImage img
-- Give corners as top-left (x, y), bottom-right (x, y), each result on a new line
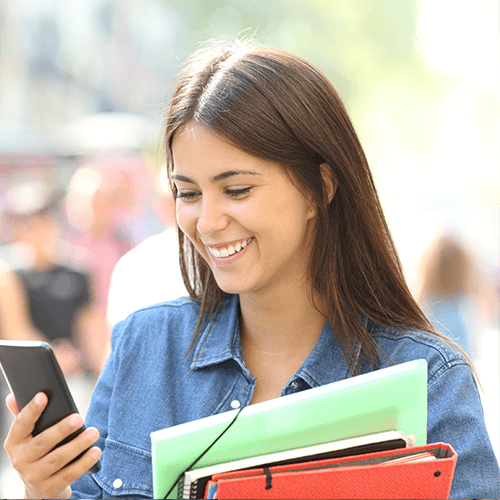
top-left (69, 414), bottom-right (82, 428)
top-left (86, 428), bottom-right (99, 441)
top-left (90, 447), bottom-right (101, 460)
top-left (34, 393), bottom-right (45, 407)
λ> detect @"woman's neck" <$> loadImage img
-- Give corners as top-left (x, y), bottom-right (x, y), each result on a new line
top-left (239, 283), bottom-right (326, 355)
top-left (238, 284), bottom-right (327, 404)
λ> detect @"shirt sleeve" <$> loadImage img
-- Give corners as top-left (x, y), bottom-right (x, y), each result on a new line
top-left (426, 361), bottom-right (500, 499)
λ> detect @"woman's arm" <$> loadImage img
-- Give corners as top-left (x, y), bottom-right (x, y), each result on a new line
top-left (426, 361), bottom-right (500, 499)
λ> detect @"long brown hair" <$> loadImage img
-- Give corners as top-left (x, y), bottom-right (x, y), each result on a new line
top-left (164, 41), bottom-right (472, 375)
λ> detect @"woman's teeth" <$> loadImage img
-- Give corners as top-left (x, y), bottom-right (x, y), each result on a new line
top-left (208, 238), bottom-right (252, 258)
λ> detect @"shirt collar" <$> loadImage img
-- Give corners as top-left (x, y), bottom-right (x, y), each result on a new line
top-left (189, 294), bottom-right (363, 387)
top-left (295, 320), bottom-right (362, 388)
top-left (190, 294), bottom-right (242, 370)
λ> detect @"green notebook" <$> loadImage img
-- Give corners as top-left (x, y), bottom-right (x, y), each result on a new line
top-left (151, 359), bottom-right (428, 498)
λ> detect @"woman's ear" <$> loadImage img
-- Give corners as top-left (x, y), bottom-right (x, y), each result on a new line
top-left (320, 163), bottom-right (337, 204)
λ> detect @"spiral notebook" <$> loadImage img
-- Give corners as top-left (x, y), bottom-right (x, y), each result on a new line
top-left (151, 359), bottom-right (428, 499)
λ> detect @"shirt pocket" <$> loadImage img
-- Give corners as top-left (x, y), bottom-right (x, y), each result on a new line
top-left (93, 438), bottom-right (153, 498)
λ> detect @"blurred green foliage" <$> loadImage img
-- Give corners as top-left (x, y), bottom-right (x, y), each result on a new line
top-left (159, 0), bottom-right (450, 165)
top-left (163, 0), bottom-right (438, 111)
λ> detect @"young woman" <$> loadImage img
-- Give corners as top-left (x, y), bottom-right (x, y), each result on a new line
top-left (4, 42), bottom-right (499, 499)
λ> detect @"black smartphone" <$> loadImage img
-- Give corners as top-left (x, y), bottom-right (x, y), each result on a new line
top-left (0, 340), bottom-right (100, 474)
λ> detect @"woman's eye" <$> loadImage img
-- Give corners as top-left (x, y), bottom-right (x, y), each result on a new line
top-left (176, 191), bottom-right (200, 201)
top-left (226, 187), bottom-right (252, 198)
top-left (175, 187), bottom-right (252, 201)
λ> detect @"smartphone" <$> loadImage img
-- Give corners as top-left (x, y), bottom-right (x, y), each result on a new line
top-left (0, 340), bottom-right (100, 474)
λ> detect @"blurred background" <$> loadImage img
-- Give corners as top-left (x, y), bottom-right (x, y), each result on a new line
top-left (0, 0), bottom-right (498, 495)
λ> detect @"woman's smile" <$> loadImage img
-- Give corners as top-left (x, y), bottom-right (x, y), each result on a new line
top-left (206, 237), bottom-right (254, 260)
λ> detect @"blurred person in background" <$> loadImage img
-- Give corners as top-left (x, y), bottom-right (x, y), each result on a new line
top-left (0, 180), bottom-right (97, 422)
top-left (418, 233), bottom-right (482, 360)
top-left (106, 165), bottom-right (187, 329)
top-left (0, 181), bottom-right (91, 375)
top-left (418, 232), bottom-right (500, 462)
top-left (65, 165), bottom-right (134, 375)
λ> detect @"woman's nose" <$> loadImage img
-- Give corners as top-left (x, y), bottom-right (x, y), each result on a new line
top-left (196, 197), bottom-right (229, 236)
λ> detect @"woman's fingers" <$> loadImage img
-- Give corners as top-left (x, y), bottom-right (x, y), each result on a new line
top-left (22, 413), bottom-right (85, 463)
top-left (19, 427), bottom-right (101, 491)
top-left (40, 433), bottom-right (101, 485)
top-left (5, 392), bottom-right (47, 446)
top-left (3, 392), bottom-right (102, 499)
top-left (25, 446), bottom-right (101, 500)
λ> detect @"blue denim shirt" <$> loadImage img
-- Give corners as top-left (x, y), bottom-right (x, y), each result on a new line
top-left (71, 295), bottom-right (500, 499)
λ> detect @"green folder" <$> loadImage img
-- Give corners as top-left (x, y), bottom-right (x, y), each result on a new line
top-left (151, 359), bottom-right (428, 498)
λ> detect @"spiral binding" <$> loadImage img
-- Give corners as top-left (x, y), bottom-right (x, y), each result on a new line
top-left (164, 405), bottom-right (246, 499)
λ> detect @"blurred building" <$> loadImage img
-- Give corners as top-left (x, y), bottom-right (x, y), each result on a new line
top-left (0, 0), bottom-right (181, 131)
top-left (1, 0), bottom-right (182, 247)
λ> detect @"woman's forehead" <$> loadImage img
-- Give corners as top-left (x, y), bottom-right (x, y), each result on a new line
top-left (171, 124), bottom-right (284, 177)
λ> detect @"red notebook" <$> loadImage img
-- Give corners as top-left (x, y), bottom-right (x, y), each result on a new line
top-left (208, 443), bottom-right (457, 499)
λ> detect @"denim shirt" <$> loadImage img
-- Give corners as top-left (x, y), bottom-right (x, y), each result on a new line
top-left (71, 295), bottom-right (500, 499)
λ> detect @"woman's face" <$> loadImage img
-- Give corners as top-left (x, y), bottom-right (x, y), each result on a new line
top-left (172, 124), bottom-right (317, 298)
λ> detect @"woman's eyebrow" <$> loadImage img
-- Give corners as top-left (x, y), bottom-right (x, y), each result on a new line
top-left (172, 170), bottom-right (261, 184)
top-left (210, 170), bottom-right (260, 183)
top-left (171, 174), bottom-right (195, 184)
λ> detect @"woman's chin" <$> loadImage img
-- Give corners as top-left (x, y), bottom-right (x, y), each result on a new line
top-left (212, 274), bottom-right (256, 296)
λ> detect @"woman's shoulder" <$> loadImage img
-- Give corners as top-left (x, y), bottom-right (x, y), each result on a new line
top-left (116, 296), bottom-right (200, 326)
top-left (110, 297), bottom-right (201, 347)
top-left (368, 323), bottom-right (472, 387)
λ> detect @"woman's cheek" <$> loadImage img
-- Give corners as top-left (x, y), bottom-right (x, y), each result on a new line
top-left (176, 204), bottom-right (203, 252)
top-left (175, 204), bottom-right (191, 234)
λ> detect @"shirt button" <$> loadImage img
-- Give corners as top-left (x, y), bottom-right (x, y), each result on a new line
top-left (230, 399), bottom-right (241, 409)
top-left (113, 479), bottom-right (123, 489)
top-left (290, 381), bottom-right (298, 390)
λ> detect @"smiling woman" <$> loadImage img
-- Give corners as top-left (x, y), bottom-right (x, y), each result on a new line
top-left (3, 40), bottom-right (500, 500)
top-left (164, 43), bottom-right (444, 373)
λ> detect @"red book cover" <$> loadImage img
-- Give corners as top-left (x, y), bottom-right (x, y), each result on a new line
top-left (210, 443), bottom-right (457, 499)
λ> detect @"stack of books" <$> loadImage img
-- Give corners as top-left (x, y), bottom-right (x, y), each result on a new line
top-left (151, 359), bottom-right (457, 499)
